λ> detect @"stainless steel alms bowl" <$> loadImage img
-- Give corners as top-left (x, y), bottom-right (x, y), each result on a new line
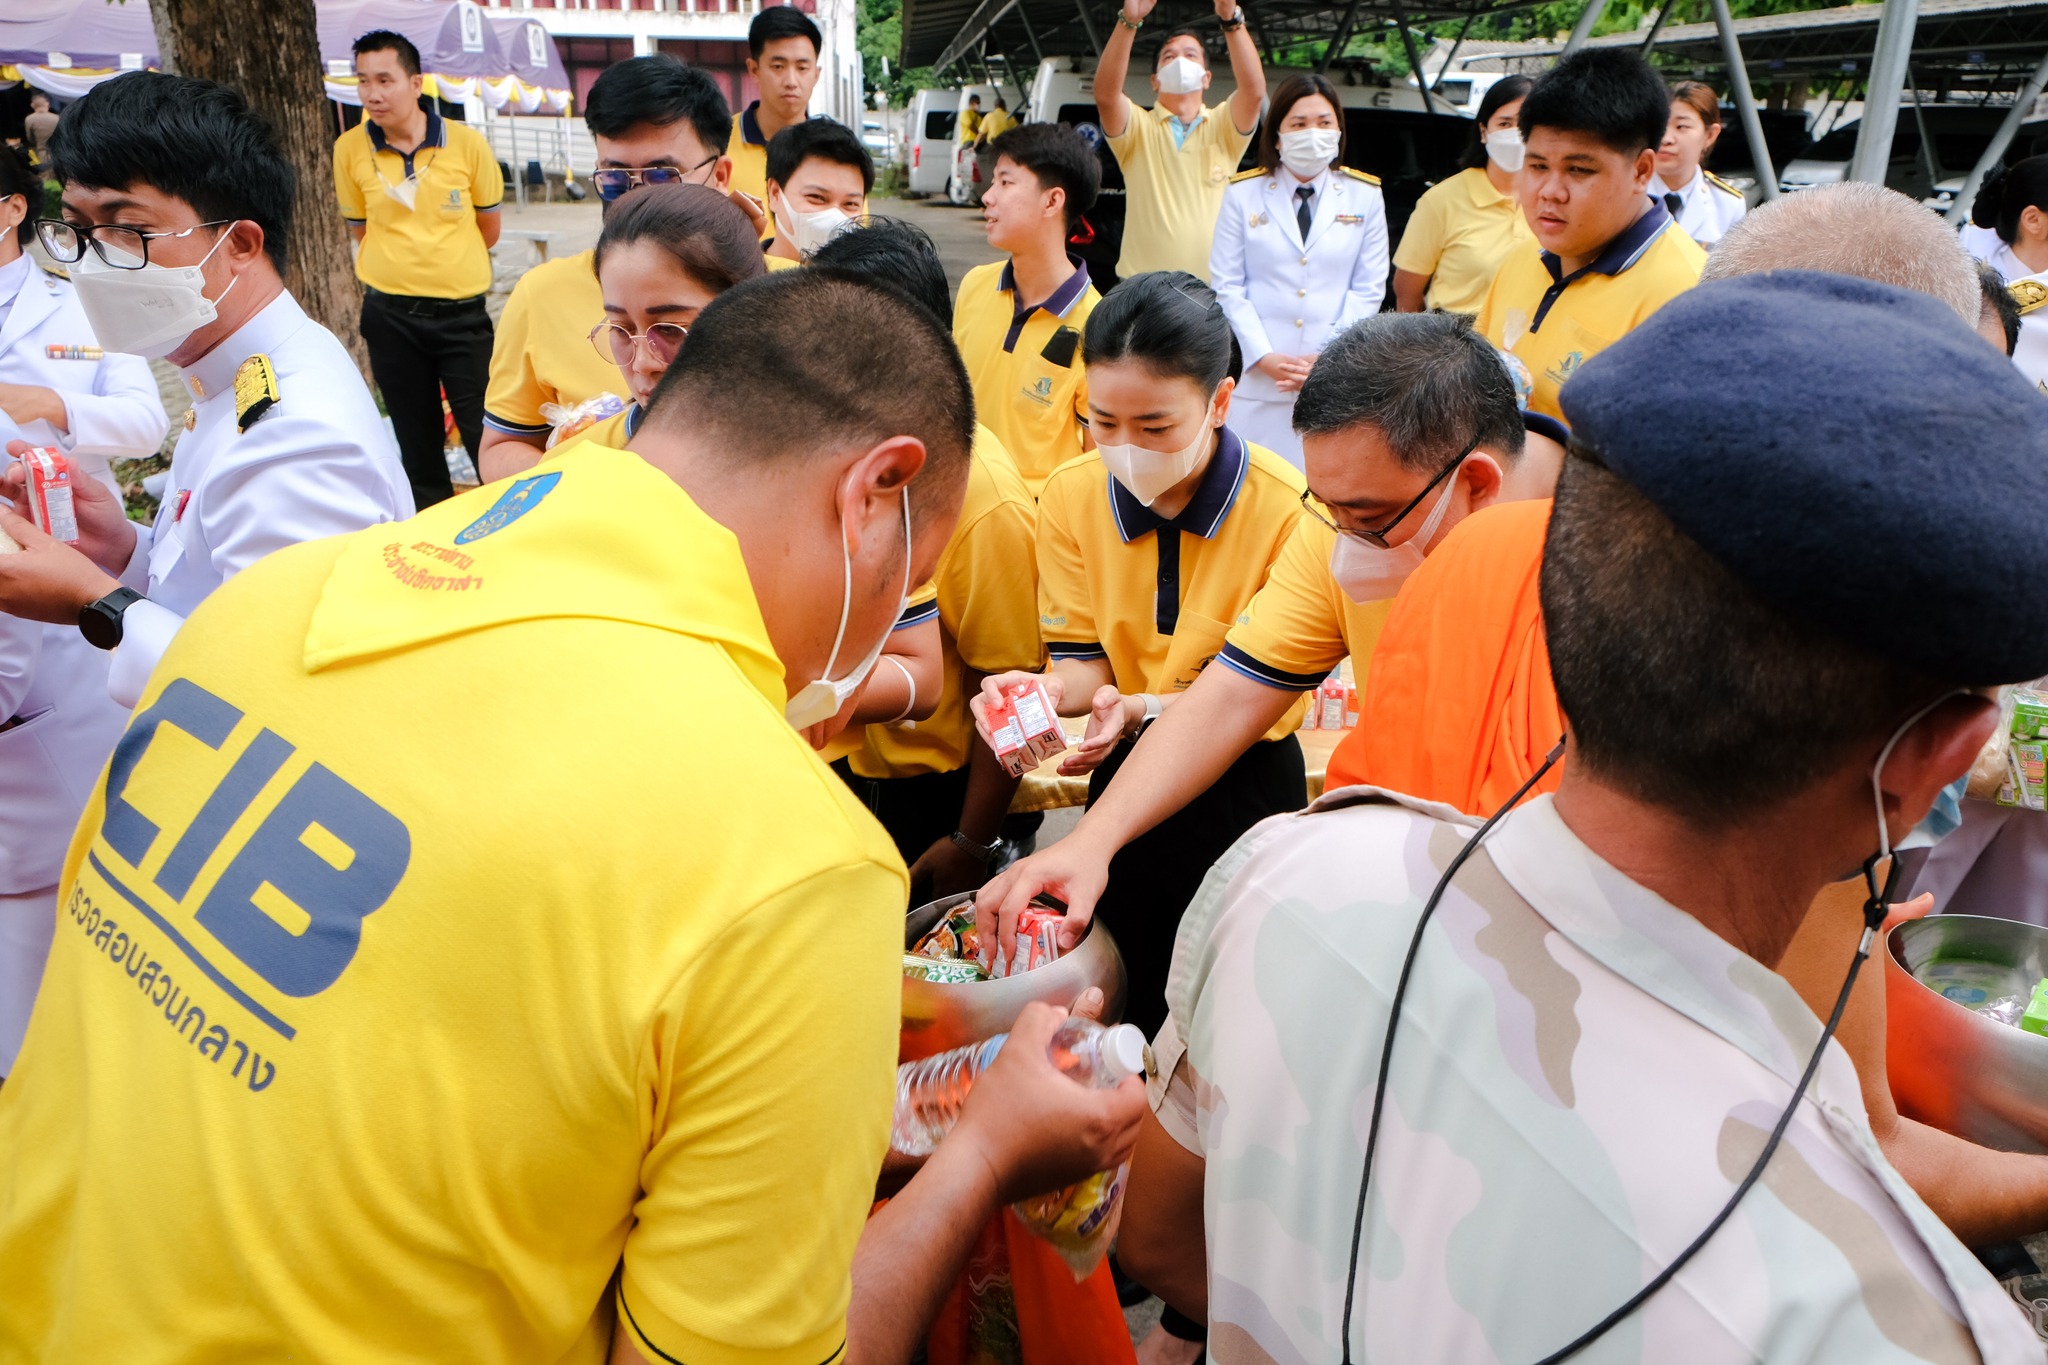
top-left (1887, 914), bottom-right (2048, 1153)
top-left (899, 892), bottom-right (1128, 1062)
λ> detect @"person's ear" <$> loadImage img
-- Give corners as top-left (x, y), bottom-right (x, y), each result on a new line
top-left (1702, 123), bottom-right (1723, 155)
top-left (712, 156), bottom-right (733, 191)
top-left (1209, 376), bottom-right (1235, 428)
top-left (221, 220), bottom-right (267, 274)
top-left (1045, 184), bottom-right (1066, 224)
top-left (746, 56), bottom-right (760, 79)
top-left (2025, 203), bottom-right (2048, 240)
top-left (839, 435), bottom-right (929, 564)
top-left (1632, 147), bottom-right (1657, 191)
top-left (1460, 451), bottom-right (1505, 510)
top-left (1878, 693), bottom-right (1999, 833)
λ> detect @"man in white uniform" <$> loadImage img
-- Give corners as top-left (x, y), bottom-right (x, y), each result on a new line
top-left (0, 72), bottom-right (409, 712)
top-left (1117, 272), bottom-right (2048, 1362)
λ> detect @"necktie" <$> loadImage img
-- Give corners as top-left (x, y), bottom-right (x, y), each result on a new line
top-left (1295, 185), bottom-right (1314, 242)
top-left (1663, 191), bottom-right (1684, 221)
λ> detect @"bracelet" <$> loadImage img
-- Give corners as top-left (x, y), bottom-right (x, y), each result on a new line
top-left (1117, 11), bottom-right (1144, 30)
top-left (1122, 692), bottom-right (1163, 740)
top-left (1219, 6), bottom-right (1246, 27)
top-left (881, 655), bottom-right (918, 725)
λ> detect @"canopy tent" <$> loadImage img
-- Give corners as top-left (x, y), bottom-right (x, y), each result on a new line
top-left (0, 0), bottom-right (571, 112)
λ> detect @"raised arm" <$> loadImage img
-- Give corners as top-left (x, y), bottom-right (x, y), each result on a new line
top-left (1222, 0), bottom-right (1265, 135)
top-left (1095, 0), bottom-right (1155, 139)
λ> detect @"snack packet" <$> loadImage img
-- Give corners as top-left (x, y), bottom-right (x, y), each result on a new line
top-left (20, 447), bottom-right (78, 545)
top-left (902, 954), bottom-right (988, 984)
top-left (1013, 1162), bottom-right (1129, 1279)
top-left (991, 903), bottom-right (1067, 979)
top-left (2015, 690), bottom-right (2048, 741)
top-left (986, 678), bottom-right (1068, 777)
top-left (912, 904), bottom-right (982, 963)
top-left (540, 393), bottom-right (628, 449)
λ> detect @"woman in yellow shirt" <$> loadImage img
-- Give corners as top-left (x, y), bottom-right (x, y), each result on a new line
top-left (1391, 74), bottom-right (1533, 315)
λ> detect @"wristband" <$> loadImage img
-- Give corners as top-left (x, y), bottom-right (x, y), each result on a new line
top-left (880, 654), bottom-right (918, 725)
top-left (949, 830), bottom-right (1001, 866)
top-left (1122, 692), bottom-right (1163, 740)
top-left (1220, 6), bottom-right (1246, 28)
top-left (1117, 11), bottom-right (1144, 30)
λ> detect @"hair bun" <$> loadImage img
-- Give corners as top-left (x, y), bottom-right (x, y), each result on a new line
top-left (1973, 164), bottom-right (2009, 229)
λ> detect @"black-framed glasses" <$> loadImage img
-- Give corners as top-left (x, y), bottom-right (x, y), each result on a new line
top-left (592, 155), bottom-right (718, 202)
top-left (1302, 440), bottom-right (1478, 549)
top-left (37, 218), bottom-right (236, 269)
top-left (589, 321), bottom-right (689, 367)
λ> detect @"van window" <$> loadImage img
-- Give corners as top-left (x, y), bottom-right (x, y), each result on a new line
top-left (1434, 78), bottom-right (1472, 107)
top-left (924, 110), bottom-right (957, 140)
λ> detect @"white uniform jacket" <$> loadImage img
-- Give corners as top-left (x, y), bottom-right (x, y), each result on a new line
top-left (1210, 165), bottom-right (1390, 407)
top-left (0, 257), bottom-right (167, 483)
top-left (1654, 167), bottom-right (1746, 248)
top-left (109, 290), bottom-right (412, 707)
top-left (1989, 242), bottom-right (2048, 397)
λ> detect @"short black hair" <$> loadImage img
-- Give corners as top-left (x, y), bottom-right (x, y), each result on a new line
top-left (51, 71), bottom-right (294, 273)
top-left (1294, 313), bottom-right (1525, 470)
top-left (1153, 28), bottom-right (1211, 71)
top-left (749, 6), bottom-right (822, 59)
top-left (594, 182), bottom-right (765, 295)
top-left (353, 29), bottom-right (421, 78)
top-left (1462, 73), bottom-right (1533, 169)
top-left (585, 54), bottom-right (732, 157)
top-left (28, 91), bottom-right (49, 107)
top-left (766, 119), bottom-right (874, 195)
top-left (1257, 72), bottom-right (1345, 176)
top-left (643, 270), bottom-right (974, 535)
top-left (1086, 271), bottom-right (1239, 390)
top-left (989, 121), bottom-right (1099, 230)
top-left (1978, 262), bottom-right (2022, 356)
top-left (1542, 449), bottom-right (1944, 826)
top-left (1973, 154), bottom-right (2048, 247)
top-left (0, 146), bottom-right (38, 248)
top-left (1519, 49), bottom-right (1669, 157)
top-left (809, 217), bottom-right (952, 329)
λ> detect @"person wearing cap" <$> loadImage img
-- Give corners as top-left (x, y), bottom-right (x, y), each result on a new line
top-left (976, 312), bottom-right (1554, 961)
top-left (1476, 49), bottom-right (1705, 420)
top-left (479, 56), bottom-right (744, 481)
top-left (1092, 0), bottom-right (1266, 282)
top-left (1652, 81), bottom-right (1747, 249)
top-left (335, 30), bottom-right (504, 510)
top-left (1116, 269), bottom-right (2048, 1361)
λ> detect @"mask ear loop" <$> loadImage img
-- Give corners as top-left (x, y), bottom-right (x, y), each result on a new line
top-left (1860, 689), bottom-right (1970, 941)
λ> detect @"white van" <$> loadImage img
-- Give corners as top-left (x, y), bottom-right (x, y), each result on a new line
top-left (905, 88), bottom-right (960, 197)
top-left (945, 82), bottom-right (1027, 205)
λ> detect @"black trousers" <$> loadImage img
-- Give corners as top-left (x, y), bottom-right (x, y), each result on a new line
top-left (829, 760), bottom-right (971, 906)
top-left (360, 289), bottom-right (492, 510)
top-left (1087, 734), bottom-right (1305, 1039)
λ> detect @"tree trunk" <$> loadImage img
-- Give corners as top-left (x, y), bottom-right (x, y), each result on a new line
top-left (151, 0), bottom-right (369, 377)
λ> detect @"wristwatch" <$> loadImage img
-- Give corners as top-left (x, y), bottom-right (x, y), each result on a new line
top-left (78, 586), bottom-right (145, 651)
top-left (949, 830), bottom-right (1001, 867)
top-left (1123, 692), bottom-right (1163, 740)
top-left (1219, 5), bottom-right (1246, 28)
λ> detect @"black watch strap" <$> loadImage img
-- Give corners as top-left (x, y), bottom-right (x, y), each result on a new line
top-left (78, 587), bottom-right (145, 651)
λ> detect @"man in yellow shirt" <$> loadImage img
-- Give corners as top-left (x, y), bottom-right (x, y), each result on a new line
top-left (479, 56), bottom-right (741, 482)
top-left (954, 123), bottom-right (1102, 496)
top-left (764, 121), bottom-right (872, 265)
top-left (0, 271), bottom-right (981, 1364)
top-left (336, 30), bottom-right (504, 509)
top-left (1476, 49), bottom-right (1705, 420)
top-left (1095, 0), bottom-right (1265, 281)
top-left (729, 6), bottom-right (825, 230)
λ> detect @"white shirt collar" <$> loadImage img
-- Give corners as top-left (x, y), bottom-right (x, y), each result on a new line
top-left (0, 251), bottom-right (33, 312)
top-left (181, 290), bottom-right (310, 402)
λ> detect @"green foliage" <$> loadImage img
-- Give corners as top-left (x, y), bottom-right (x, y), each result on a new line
top-left (857, 0), bottom-right (933, 107)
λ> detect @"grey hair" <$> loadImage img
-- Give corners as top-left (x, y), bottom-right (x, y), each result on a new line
top-left (1292, 311), bottom-right (1526, 473)
top-left (1702, 182), bottom-right (1979, 326)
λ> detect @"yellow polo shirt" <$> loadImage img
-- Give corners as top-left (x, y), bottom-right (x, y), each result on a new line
top-left (1037, 427), bottom-right (1307, 740)
top-left (334, 111), bottom-right (504, 299)
top-left (1105, 100), bottom-right (1254, 281)
top-left (953, 257), bottom-right (1100, 497)
top-left (977, 108), bottom-right (1015, 143)
top-left (1476, 205), bottom-right (1705, 420)
top-left (1219, 515), bottom-right (1392, 693)
top-left (0, 446), bottom-right (902, 1365)
top-left (1392, 166), bottom-right (1534, 316)
top-left (847, 427), bottom-right (1042, 779)
top-left (484, 248), bottom-right (627, 444)
top-left (731, 104), bottom-right (813, 241)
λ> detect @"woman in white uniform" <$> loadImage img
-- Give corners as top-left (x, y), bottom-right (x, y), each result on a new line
top-left (1652, 81), bottom-right (1746, 248)
top-left (0, 146), bottom-right (168, 1077)
top-left (1209, 72), bottom-right (1388, 469)
top-left (1975, 155), bottom-right (2048, 395)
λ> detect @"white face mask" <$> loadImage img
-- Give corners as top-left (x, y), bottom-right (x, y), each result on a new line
top-left (785, 489), bottom-right (913, 730)
top-left (382, 173), bottom-right (420, 212)
top-left (1278, 128), bottom-right (1341, 180)
top-left (68, 227), bottom-right (241, 360)
top-left (1328, 475), bottom-right (1458, 603)
top-left (1096, 401), bottom-right (1216, 506)
top-left (1156, 56), bottom-right (1207, 97)
top-left (1485, 128), bottom-right (1526, 174)
top-left (774, 192), bottom-right (854, 259)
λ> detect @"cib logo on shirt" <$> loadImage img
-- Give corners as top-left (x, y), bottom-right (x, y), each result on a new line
top-left (1021, 375), bottom-right (1055, 408)
top-left (67, 678), bottom-right (412, 1091)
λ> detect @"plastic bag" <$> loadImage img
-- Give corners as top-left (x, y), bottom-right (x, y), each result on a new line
top-left (1011, 1162), bottom-right (1129, 1280)
top-left (540, 393), bottom-right (627, 450)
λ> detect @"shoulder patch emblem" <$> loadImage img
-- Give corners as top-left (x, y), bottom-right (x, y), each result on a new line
top-left (1229, 167), bottom-right (1265, 184)
top-left (234, 355), bottom-right (280, 432)
top-left (1703, 170), bottom-right (1742, 198)
top-left (1341, 166), bottom-right (1381, 186)
top-left (2012, 279), bottom-right (2048, 316)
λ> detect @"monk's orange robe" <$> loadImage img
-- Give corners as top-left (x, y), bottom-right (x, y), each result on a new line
top-left (1325, 499), bottom-right (1566, 814)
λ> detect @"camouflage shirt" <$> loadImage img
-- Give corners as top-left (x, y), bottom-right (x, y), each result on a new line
top-left (1152, 789), bottom-right (2037, 1364)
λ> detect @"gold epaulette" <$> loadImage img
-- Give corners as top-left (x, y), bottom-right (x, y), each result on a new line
top-left (234, 354), bottom-right (280, 432)
top-left (1229, 167), bottom-right (1265, 183)
top-left (2012, 279), bottom-right (2048, 317)
top-left (1703, 170), bottom-right (1742, 198)
top-left (1341, 166), bottom-right (1381, 185)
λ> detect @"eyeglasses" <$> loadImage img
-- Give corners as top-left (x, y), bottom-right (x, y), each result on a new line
top-left (593, 155), bottom-right (718, 203)
top-left (1301, 440), bottom-right (1478, 549)
top-left (37, 218), bottom-right (236, 269)
top-left (590, 321), bottom-right (689, 367)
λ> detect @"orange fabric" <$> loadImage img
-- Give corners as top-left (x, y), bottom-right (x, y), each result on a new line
top-left (1326, 498), bottom-right (1566, 814)
top-left (922, 1210), bottom-right (1137, 1365)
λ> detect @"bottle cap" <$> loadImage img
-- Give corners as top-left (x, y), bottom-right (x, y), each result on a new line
top-left (1101, 1024), bottom-right (1150, 1083)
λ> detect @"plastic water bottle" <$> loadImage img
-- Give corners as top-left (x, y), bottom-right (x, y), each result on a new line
top-left (890, 1018), bottom-right (1149, 1157)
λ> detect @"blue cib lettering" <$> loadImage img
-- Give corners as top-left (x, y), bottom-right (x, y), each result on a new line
top-left (102, 678), bottom-right (411, 998)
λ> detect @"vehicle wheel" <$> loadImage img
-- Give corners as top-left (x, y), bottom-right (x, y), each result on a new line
top-left (947, 174), bottom-right (970, 206)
